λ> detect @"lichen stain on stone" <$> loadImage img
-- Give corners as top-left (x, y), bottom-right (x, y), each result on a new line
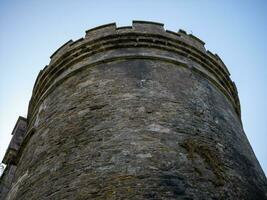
top-left (136, 153), bottom-right (152, 159)
top-left (147, 123), bottom-right (170, 133)
top-left (181, 139), bottom-right (226, 186)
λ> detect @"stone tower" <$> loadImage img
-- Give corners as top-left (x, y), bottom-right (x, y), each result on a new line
top-left (0, 21), bottom-right (266, 200)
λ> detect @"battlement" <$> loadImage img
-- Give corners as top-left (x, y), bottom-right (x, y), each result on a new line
top-left (27, 21), bottom-right (241, 130)
top-left (3, 21), bottom-right (266, 200)
top-left (49, 40), bottom-right (73, 65)
top-left (47, 21), bottom-right (227, 66)
top-left (85, 22), bottom-right (116, 40)
top-left (132, 20), bottom-right (165, 33)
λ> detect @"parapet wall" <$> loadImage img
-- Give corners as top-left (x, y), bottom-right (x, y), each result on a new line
top-left (27, 21), bottom-right (240, 131)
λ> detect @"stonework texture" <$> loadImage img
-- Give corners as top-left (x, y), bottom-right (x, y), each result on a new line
top-left (1, 21), bottom-right (267, 200)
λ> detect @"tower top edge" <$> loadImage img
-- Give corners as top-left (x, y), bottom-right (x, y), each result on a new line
top-left (29, 21), bottom-right (241, 122)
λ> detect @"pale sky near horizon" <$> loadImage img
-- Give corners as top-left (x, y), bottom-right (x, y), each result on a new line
top-left (0, 0), bottom-right (266, 176)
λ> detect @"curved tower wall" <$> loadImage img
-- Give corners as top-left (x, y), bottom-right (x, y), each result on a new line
top-left (1, 21), bottom-right (267, 199)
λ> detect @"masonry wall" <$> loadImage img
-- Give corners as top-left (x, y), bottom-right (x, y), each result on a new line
top-left (1, 21), bottom-right (267, 200)
top-left (0, 165), bottom-right (17, 199)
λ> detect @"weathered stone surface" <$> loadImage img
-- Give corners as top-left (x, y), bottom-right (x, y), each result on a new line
top-left (1, 21), bottom-right (267, 199)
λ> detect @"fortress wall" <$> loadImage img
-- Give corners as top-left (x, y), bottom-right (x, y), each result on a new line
top-left (1, 21), bottom-right (266, 200)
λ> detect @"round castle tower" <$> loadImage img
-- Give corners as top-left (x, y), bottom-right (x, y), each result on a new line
top-left (1, 21), bottom-right (266, 199)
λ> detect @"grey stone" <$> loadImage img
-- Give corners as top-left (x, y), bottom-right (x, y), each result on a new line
top-left (1, 21), bottom-right (266, 200)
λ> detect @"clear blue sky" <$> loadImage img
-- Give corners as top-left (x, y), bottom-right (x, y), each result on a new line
top-left (0, 0), bottom-right (266, 175)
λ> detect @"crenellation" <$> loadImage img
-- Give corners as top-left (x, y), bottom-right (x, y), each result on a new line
top-left (132, 20), bottom-right (165, 33)
top-left (177, 29), bottom-right (206, 52)
top-left (178, 29), bottom-right (187, 35)
top-left (27, 22), bottom-right (242, 125)
top-left (85, 22), bottom-right (116, 40)
top-left (207, 50), bottom-right (218, 60)
top-left (49, 40), bottom-right (73, 60)
top-left (165, 30), bottom-right (182, 38)
top-left (188, 34), bottom-right (206, 51)
top-left (69, 37), bottom-right (84, 47)
top-left (116, 26), bottom-right (133, 34)
top-left (188, 34), bottom-right (205, 46)
top-left (206, 50), bottom-right (230, 77)
top-left (1, 21), bottom-right (266, 199)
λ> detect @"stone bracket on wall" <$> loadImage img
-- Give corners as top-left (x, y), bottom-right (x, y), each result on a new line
top-left (0, 116), bottom-right (27, 199)
top-left (2, 116), bottom-right (27, 165)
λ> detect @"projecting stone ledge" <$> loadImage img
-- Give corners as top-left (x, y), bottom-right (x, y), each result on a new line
top-left (0, 116), bottom-right (27, 200)
top-left (2, 116), bottom-right (27, 165)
